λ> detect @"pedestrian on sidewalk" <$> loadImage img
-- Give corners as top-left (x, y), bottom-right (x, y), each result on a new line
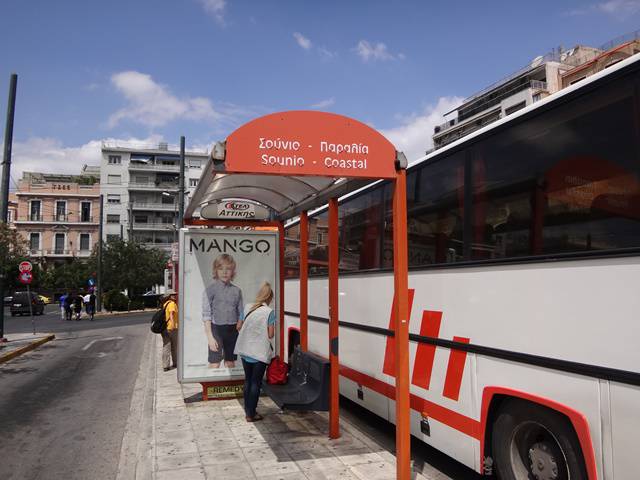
top-left (86, 292), bottom-right (96, 321)
top-left (73, 293), bottom-right (83, 321)
top-left (162, 291), bottom-right (179, 372)
top-left (59, 292), bottom-right (68, 321)
top-left (234, 282), bottom-right (275, 422)
top-left (63, 292), bottom-right (73, 321)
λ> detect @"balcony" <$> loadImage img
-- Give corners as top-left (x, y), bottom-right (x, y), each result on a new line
top-left (129, 163), bottom-right (180, 172)
top-left (141, 242), bottom-right (173, 252)
top-left (131, 202), bottom-right (177, 211)
top-left (77, 250), bottom-right (92, 258)
top-left (27, 249), bottom-right (43, 257)
top-left (45, 249), bottom-right (73, 257)
top-left (133, 222), bottom-right (176, 231)
top-left (16, 214), bottom-right (97, 224)
top-left (128, 182), bottom-right (179, 191)
top-left (18, 214), bottom-right (43, 222)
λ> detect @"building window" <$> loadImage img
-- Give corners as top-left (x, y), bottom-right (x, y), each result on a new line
top-left (107, 214), bottom-right (120, 224)
top-left (107, 174), bottom-right (121, 184)
top-left (29, 232), bottom-right (40, 251)
top-left (29, 200), bottom-right (42, 221)
top-left (108, 155), bottom-right (122, 165)
top-left (106, 234), bottom-right (120, 242)
top-left (505, 101), bottom-right (526, 116)
top-left (570, 76), bottom-right (587, 85)
top-left (79, 233), bottom-right (90, 251)
top-left (107, 194), bottom-right (121, 204)
top-left (55, 200), bottom-right (67, 221)
top-left (80, 201), bottom-right (92, 222)
top-left (7, 210), bottom-right (12, 222)
top-left (189, 159), bottom-right (202, 169)
top-left (189, 178), bottom-right (199, 187)
top-left (134, 175), bottom-right (149, 184)
top-left (54, 233), bottom-right (65, 254)
top-left (134, 215), bottom-right (148, 224)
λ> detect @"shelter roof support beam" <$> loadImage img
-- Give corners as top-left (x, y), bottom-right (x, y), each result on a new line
top-left (300, 211), bottom-right (309, 352)
top-left (393, 169), bottom-right (410, 480)
top-left (329, 198), bottom-right (340, 439)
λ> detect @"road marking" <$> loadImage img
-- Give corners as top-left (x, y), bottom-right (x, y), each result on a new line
top-left (82, 337), bottom-right (124, 351)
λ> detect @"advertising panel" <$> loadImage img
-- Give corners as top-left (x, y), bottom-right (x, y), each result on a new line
top-left (178, 228), bottom-right (279, 383)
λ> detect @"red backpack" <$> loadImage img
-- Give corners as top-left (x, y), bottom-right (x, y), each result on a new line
top-left (266, 356), bottom-right (288, 384)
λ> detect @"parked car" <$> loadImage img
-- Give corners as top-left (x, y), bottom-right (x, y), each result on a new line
top-left (38, 294), bottom-right (52, 304)
top-left (3, 295), bottom-right (13, 306)
top-left (10, 291), bottom-right (45, 316)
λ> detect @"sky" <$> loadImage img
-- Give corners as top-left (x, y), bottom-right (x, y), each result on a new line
top-left (1, 0), bottom-right (640, 186)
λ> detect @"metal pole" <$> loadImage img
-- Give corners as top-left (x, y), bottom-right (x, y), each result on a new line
top-left (178, 136), bottom-right (185, 229)
top-left (393, 169), bottom-right (411, 480)
top-left (299, 211), bottom-right (308, 351)
top-left (27, 283), bottom-right (34, 335)
top-left (97, 194), bottom-right (103, 311)
top-left (0, 73), bottom-right (18, 342)
top-left (328, 197), bottom-right (340, 439)
top-left (0, 73), bottom-right (17, 222)
top-left (128, 201), bottom-right (133, 240)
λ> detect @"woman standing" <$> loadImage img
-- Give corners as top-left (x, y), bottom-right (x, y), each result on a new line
top-left (234, 282), bottom-right (275, 422)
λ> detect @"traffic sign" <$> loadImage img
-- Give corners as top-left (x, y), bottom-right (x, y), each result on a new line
top-left (19, 261), bottom-right (33, 273)
top-left (18, 271), bottom-right (33, 285)
top-left (88, 278), bottom-right (95, 287)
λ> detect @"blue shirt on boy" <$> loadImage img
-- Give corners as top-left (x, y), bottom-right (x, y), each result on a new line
top-left (202, 279), bottom-right (243, 326)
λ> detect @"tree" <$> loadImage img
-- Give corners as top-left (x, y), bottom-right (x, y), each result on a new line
top-left (0, 223), bottom-right (28, 290)
top-left (40, 260), bottom-right (93, 292)
top-left (100, 239), bottom-right (168, 297)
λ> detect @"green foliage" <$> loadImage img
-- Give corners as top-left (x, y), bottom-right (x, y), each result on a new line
top-left (101, 239), bottom-right (168, 298)
top-left (0, 223), bottom-right (28, 289)
top-left (129, 299), bottom-right (145, 310)
top-left (103, 289), bottom-right (129, 311)
top-left (73, 175), bottom-right (99, 185)
top-left (40, 259), bottom-right (93, 292)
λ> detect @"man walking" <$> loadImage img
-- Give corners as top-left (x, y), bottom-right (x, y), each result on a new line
top-left (162, 291), bottom-right (179, 372)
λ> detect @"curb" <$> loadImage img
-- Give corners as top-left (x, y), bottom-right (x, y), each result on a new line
top-left (0, 334), bottom-right (56, 364)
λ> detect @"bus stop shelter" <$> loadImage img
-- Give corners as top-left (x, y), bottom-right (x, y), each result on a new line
top-left (183, 110), bottom-right (412, 480)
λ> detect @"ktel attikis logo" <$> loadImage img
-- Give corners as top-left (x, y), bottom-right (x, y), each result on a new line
top-left (224, 202), bottom-right (250, 211)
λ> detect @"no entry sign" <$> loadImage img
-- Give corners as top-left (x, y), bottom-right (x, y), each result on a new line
top-left (19, 261), bottom-right (33, 273)
top-left (19, 271), bottom-right (33, 285)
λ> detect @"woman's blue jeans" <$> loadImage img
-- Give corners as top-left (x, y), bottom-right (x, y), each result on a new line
top-left (242, 359), bottom-right (267, 418)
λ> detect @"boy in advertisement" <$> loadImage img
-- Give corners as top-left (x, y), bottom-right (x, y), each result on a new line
top-left (202, 253), bottom-right (244, 368)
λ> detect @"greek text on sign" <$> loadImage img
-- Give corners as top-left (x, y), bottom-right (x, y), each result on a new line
top-left (225, 111), bottom-right (397, 179)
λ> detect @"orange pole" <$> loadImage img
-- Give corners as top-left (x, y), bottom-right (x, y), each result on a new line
top-left (300, 211), bottom-right (309, 352)
top-left (328, 197), bottom-right (340, 439)
top-left (278, 222), bottom-right (285, 359)
top-left (393, 170), bottom-right (411, 480)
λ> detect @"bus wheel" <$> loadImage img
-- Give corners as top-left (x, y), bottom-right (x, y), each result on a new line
top-left (491, 399), bottom-right (587, 480)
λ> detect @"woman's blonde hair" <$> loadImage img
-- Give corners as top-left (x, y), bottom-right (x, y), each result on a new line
top-left (247, 282), bottom-right (273, 317)
top-left (213, 254), bottom-right (236, 280)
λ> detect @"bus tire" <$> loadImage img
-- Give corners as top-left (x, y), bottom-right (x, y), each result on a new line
top-left (491, 398), bottom-right (587, 480)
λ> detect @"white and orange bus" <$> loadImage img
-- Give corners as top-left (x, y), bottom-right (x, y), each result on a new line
top-left (283, 53), bottom-right (640, 479)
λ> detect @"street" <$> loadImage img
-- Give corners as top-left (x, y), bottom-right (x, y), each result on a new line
top-left (0, 306), bottom-right (150, 480)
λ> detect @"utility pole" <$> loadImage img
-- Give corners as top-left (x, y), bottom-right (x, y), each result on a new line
top-left (128, 201), bottom-right (133, 240)
top-left (178, 136), bottom-right (185, 229)
top-left (97, 194), bottom-right (103, 311)
top-left (0, 73), bottom-right (18, 342)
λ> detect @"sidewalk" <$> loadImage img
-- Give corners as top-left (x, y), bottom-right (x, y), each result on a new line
top-left (128, 334), bottom-right (434, 480)
top-left (0, 332), bottom-right (55, 364)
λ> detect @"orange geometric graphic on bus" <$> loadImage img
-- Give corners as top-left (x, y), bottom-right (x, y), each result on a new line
top-left (383, 294), bottom-right (470, 402)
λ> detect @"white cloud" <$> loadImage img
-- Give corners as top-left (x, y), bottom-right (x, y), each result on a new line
top-left (567, 0), bottom-right (640, 15)
top-left (198, 0), bottom-right (227, 24)
top-left (108, 71), bottom-right (217, 128)
top-left (0, 135), bottom-right (147, 186)
top-left (293, 32), bottom-right (312, 50)
top-left (310, 98), bottom-right (335, 109)
top-left (354, 40), bottom-right (403, 62)
top-left (380, 96), bottom-right (464, 162)
top-left (318, 47), bottom-right (337, 60)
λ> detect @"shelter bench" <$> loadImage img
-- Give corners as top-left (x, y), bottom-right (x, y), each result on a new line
top-left (262, 346), bottom-right (330, 411)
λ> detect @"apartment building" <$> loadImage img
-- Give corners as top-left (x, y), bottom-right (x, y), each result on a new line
top-left (100, 142), bottom-right (208, 251)
top-left (432, 32), bottom-right (640, 150)
top-left (13, 172), bottom-right (101, 262)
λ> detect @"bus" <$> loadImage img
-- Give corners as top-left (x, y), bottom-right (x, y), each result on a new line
top-left (282, 53), bottom-right (640, 479)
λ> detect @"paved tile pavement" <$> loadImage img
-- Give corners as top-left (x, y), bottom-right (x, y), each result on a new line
top-left (151, 336), bottom-right (431, 480)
